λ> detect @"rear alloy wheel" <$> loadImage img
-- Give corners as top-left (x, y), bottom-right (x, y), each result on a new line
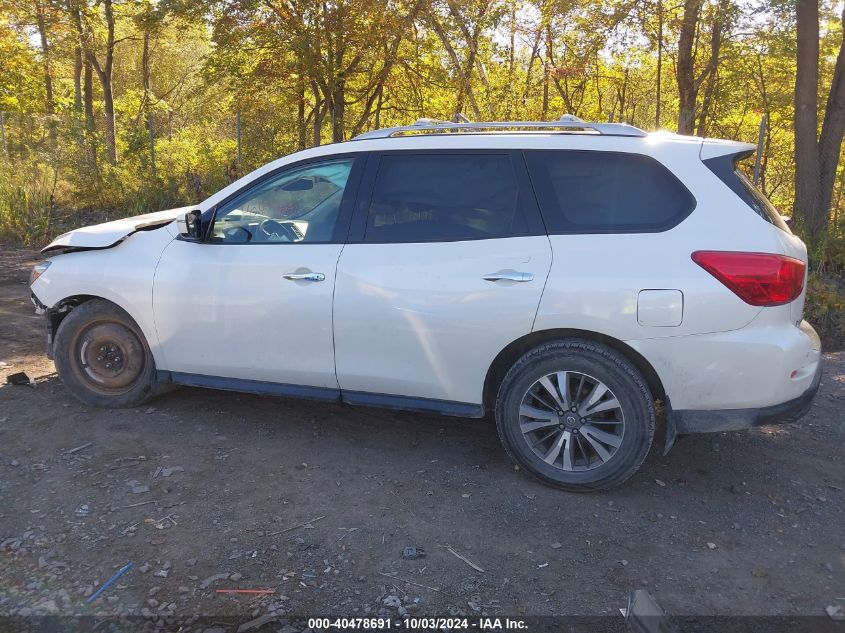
top-left (495, 340), bottom-right (655, 491)
top-left (54, 299), bottom-right (160, 408)
top-left (519, 371), bottom-right (625, 472)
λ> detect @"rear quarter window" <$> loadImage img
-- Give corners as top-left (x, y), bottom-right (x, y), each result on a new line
top-left (525, 150), bottom-right (696, 234)
top-left (703, 152), bottom-right (792, 234)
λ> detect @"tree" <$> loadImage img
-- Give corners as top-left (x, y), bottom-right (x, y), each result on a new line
top-left (83, 0), bottom-right (120, 163)
top-left (793, 0), bottom-right (845, 246)
top-left (676, 0), bottom-right (732, 134)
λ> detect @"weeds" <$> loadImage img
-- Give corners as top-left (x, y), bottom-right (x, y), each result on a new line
top-left (0, 164), bottom-right (56, 246)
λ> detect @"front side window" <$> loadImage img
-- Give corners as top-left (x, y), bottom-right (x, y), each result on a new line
top-left (210, 159), bottom-right (353, 243)
top-left (364, 153), bottom-right (526, 243)
top-left (526, 150), bottom-right (695, 233)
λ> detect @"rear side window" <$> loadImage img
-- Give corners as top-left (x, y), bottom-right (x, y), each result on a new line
top-left (703, 152), bottom-right (792, 233)
top-left (364, 153), bottom-right (527, 242)
top-left (525, 151), bottom-right (695, 233)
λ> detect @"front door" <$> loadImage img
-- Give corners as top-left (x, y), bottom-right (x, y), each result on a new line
top-left (333, 150), bottom-right (553, 409)
top-left (153, 156), bottom-right (363, 390)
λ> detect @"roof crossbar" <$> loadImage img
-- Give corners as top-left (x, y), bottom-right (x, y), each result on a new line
top-left (352, 114), bottom-right (647, 140)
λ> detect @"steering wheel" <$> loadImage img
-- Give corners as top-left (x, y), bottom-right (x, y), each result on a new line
top-left (258, 219), bottom-right (299, 242)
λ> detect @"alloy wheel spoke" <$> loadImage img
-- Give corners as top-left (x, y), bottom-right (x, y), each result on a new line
top-left (578, 383), bottom-right (609, 416)
top-left (580, 430), bottom-right (613, 462)
top-left (561, 430), bottom-right (574, 471)
top-left (530, 389), bottom-right (559, 412)
top-left (583, 397), bottom-right (620, 416)
top-left (532, 429), bottom-right (559, 448)
top-left (538, 376), bottom-right (567, 412)
top-left (519, 404), bottom-right (557, 420)
top-left (575, 374), bottom-right (586, 403)
top-left (542, 431), bottom-right (566, 465)
top-left (581, 424), bottom-right (623, 448)
top-left (521, 419), bottom-right (560, 433)
top-left (555, 372), bottom-right (571, 409)
top-left (575, 434), bottom-right (588, 464)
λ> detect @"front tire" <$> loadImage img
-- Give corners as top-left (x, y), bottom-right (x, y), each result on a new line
top-left (54, 299), bottom-right (159, 408)
top-left (495, 339), bottom-right (655, 492)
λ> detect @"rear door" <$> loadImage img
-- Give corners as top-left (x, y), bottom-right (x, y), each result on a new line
top-left (333, 150), bottom-right (552, 411)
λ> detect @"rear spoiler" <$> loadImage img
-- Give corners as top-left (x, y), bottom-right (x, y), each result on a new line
top-left (699, 140), bottom-right (757, 205)
top-left (699, 139), bottom-right (756, 161)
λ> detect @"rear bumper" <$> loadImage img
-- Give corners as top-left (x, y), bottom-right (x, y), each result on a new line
top-left (669, 357), bottom-right (822, 435)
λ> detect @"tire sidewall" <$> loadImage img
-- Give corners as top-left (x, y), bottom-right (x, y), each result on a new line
top-left (495, 341), bottom-right (655, 491)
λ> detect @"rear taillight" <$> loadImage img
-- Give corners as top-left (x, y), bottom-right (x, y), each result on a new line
top-left (691, 251), bottom-right (805, 306)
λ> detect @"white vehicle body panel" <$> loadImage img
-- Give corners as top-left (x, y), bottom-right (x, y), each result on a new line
top-left (151, 239), bottom-right (342, 388)
top-left (30, 129), bottom-right (821, 420)
top-left (333, 236), bottom-right (552, 403)
top-left (629, 311), bottom-right (821, 410)
top-left (41, 207), bottom-right (190, 252)
top-left (31, 226), bottom-right (176, 365)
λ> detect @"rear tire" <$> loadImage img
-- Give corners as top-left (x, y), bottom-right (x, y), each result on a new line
top-left (54, 299), bottom-right (160, 408)
top-left (495, 339), bottom-right (655, 492)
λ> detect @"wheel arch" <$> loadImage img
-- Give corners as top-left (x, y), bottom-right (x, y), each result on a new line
top-left (47, 294), bottom-right (156, 361)
top-left (482, 328), bottom-right (667, 412)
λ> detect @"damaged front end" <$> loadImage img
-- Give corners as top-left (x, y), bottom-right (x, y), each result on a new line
top-left (40, 207), bottom-right (191, 255)
top-left (31, 293), bottom-right (79, 360)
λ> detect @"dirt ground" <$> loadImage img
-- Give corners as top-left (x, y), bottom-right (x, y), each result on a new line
top-left (1, 246), bottom-right (844, 629)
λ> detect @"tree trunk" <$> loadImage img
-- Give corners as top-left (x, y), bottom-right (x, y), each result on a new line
top-left (83, 59), bottom-right (97, 169)
top-left (817, 4), bottom-right (845, 226)
top-left (88, 0), bottom-right (118, 163)
top-left (655, 0), bottom-right (662, 128)
top-left (428, 11), bottom-right (481, 119)
top-left (297, 75), bottom-right (306, 150)
top-left (696, 69), bottom-right (718, 137)
top-left (330, 41), bottom-right (346, 143)
top-left (313, 84), bottom-right (323, 147)
top-left (102, 81), bottom-right (117, 163)
top-left (68, 0), bottom-right (84, 150)
top-left (793, 0), bottom-right (822, 241)
top-left (142, 29), bottom-right (156, 178)
top-left (330, 81), bottom-right (345, 143)
top-left (676, 0), bottom-right (702, 134)
top-left (35, 3), bottom-right (55, 117)
top-left (0, 111), bottom-right (7, 160)
top-left (72, 43), bottom-right (83, 114)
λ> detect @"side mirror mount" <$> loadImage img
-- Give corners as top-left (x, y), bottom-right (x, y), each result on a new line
top-left (177, 209), bottom-right (203, 241)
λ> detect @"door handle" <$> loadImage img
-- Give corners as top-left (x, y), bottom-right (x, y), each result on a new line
top-left (283, 272), bottom-right (325, 282)
top-left (482, 271), bottom-right (534, 282)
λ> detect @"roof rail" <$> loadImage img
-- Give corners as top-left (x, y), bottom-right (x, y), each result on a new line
top-left (351, 114), bottom-right (647, 140)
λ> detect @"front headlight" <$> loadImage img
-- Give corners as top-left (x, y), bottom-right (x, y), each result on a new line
top-left (30, 261), bottom-right (51, 286)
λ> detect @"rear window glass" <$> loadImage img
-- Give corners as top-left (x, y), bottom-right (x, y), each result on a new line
top-left (364, 154), bottom-right (527, 243)
top-left (525, 150), bottom-right (695, 233)
top-left (734, 164), bottom-right (792, 233)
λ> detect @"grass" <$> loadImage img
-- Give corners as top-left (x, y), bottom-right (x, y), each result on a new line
top-left (0, 164), bottom-right (57, 246)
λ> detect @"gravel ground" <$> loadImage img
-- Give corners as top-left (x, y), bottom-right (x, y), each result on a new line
top-left (1, 246), bottom-right (844, 630)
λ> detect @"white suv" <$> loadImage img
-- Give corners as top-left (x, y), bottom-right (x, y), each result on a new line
top-left (29, 117), bottom-right (822, 491)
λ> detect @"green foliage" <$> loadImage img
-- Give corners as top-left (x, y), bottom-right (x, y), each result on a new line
top-left (0, 163), bottom-right (56, 246)
top-left (805, 274), bottom-right (845, 351)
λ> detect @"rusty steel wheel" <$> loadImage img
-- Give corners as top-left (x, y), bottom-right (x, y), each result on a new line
top-left (71, 321), bottom-right (147, 395)
top-left (54, 299), bottom-right (160, 408)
